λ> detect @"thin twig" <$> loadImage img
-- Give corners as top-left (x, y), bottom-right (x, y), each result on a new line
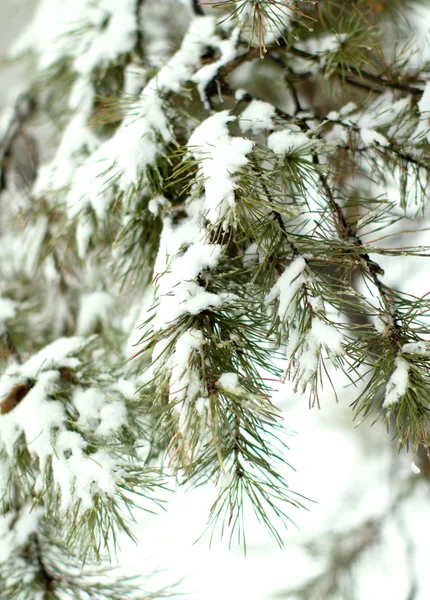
top-left (286, 45), bottom-right (425, 97)
top-left (285, 76), bottom-right (403, 337)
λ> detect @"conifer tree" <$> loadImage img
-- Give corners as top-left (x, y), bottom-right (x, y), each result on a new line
top-left (0, 0), bottom-right (430, 597)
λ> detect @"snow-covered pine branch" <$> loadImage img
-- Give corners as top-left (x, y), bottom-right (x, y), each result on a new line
top-left (1, 0), bottom-right (430, 596)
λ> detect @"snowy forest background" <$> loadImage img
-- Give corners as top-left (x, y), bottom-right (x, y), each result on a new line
top-left (1, 1), bottom-right (430, 599)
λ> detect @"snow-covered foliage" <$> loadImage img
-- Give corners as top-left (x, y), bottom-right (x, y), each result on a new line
top-left (1, 0), bottom-right (430, 597)
top-left (0, 335), bottom-right (163, 560)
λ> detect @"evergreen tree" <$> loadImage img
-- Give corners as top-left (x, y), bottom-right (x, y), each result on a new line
top-left (0, 0), bottom-right (430, 597)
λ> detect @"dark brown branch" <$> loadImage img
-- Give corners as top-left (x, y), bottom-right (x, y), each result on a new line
top-left (228, 77), bottom-right (426, 320)
top-left (134, 0), bottom-right (145, 56)
top-left (219, 74), bottom-right (423, 328)
top-left (286, 45), bottom-right (425, 98)
top-left (203, 38), bottom-right (425, 110)
top-left (0, 382), bottom-right (32, 415)
top-left (321, 118), bottom-right (430, 171)
top-left (0, 94), bottom-right (36, 193)
top-left (283, 76), bottom-right (403, 336)
top-left (313, 144), bottom-right (399, 327)
top-left (31, 534), bottom-right (55, 598)
top-left (192, 0), bottom-right (205, 15)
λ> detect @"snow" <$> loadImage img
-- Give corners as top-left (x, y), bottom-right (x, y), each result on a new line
top-left (0, 297), bottom-right (17, 333)
top-left (53, 446), bottom-right (118, 511)
top-left (192, 27), bottom-right (240, 109)
top-left (0, 504), bottom-right (43, 562)
top-left (417, 83), bottom-right (430, 143)
top-left (152, 236), bottom-right (226, 329)
top-left (76, 217), bottom-right (95, 259)
top-left (112, 377), bottom-right (136, 398)
top-left (0, 340), bottom-right (130, 515)
top-left (296, 33), bottom-right (349, 71)
top-left (188, 110), bottom-right (254, 226)
top-left (148, 195), bottom-right (168, 216)
top-left (326, 102), bottom-right (357, 121)
top-left (60, 14), bottom-right (221, 227)
top-left (374, 314), bottom-right (392, 335)
top-left (235, 88), bottom-right (247, 101)
top-left (310, 318), bottom-right (344, 356)
top-left (239, 100), bottom-right (276, 134)
top-left (217, 372), bottom-right (244, 396)
top-left (145, 109), bottom-right (254, 437)
top-left (0, 370), bottom-right (66, 467)
top-left (69, 78), bottom-right (93, 113)
top-left (110, 375), bottom-right (409, 600)
top-left (360, 128), bottom-right (389, 147)
top-left (268, 129), bottom-right (316, 155)
top-left (326, 94), bottom-right (413, 154)
top-left (405, 4), bottom-right (430, 68)
top-left (297, 318), bottom-right (343, 382)
top-left (94, 16), bottom-right (219, 191)
top-left (168, 329), bottom-right (204, 433)
top-left (195, 396), bottom-right (209, 415)
top-left (316, 33), bottom-right (348, 54)
top-left (349, 94), bottom-right (411, 144)
top-left (97, 401), bottom-right (128, 436)
top-left (152, 214), bottom-right (199, 279)
top-left (73, 387), bottom-right (127, 436)
top-left (11, 0), bottom-right (137, 73)
top-left (265, 259), bottom-right (343, 382)
top-left (14, 336), bottom-right (85, 379)
top-left (123, 63), bottom-right (147, 95)
top-left (402, 341), bottom-right (430, 355)
top-left (325, 123), bottom-right (348, 146)
top-left (73, 1), bottom-right (137, 76)
top-left (0, 104), bottom-right (16, 139)
top-left (20, 216), bottom-right (48, 277)
top-left (33, 110), bottom-right (98, 196)
top-left (171, 329), bottom-right (204, 366)
top-left (147, 110), bottom-right (251, 433)
top-left (10, 0), bottom-right (140, 225)
top-left (243, 241), bottom-right (259, 266)
top-left (339, 102), bottom-right (357, 117)
top-left (411, 461), bottom-right (421, 475)
top-left (266, 256), bottom-right (307, 322)
top-left (76, 291), bottom-right (114, 335)
top-left (0, 335), bottom-right (130, 512)
top-left (181, 289), bottom-right (225, 315)
top-left (383, 357), bottom-right (409, 408)
top-left (28, 11), bottom-right (229, 275)
top-left (157, 15), bottom-right (218, 93)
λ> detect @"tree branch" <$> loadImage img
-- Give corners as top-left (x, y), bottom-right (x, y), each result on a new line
top-left (283, 77), bottom-right (403, 338)
top-left (286, 45), bottom-right (425, 98)
top-left (0, 94), bottom-right (36, 193)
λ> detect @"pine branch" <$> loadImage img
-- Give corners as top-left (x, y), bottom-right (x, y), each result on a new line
top-left (201, 32), bottom-right (426, 109)
top-left (286, 45), bottom-right (425, 97)
top-left (286, 76), bottom-right (403, 338)
top-left (3, 0), bottom-right (430, 589)
top-left (0, 514), bottom-right (177, 599)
